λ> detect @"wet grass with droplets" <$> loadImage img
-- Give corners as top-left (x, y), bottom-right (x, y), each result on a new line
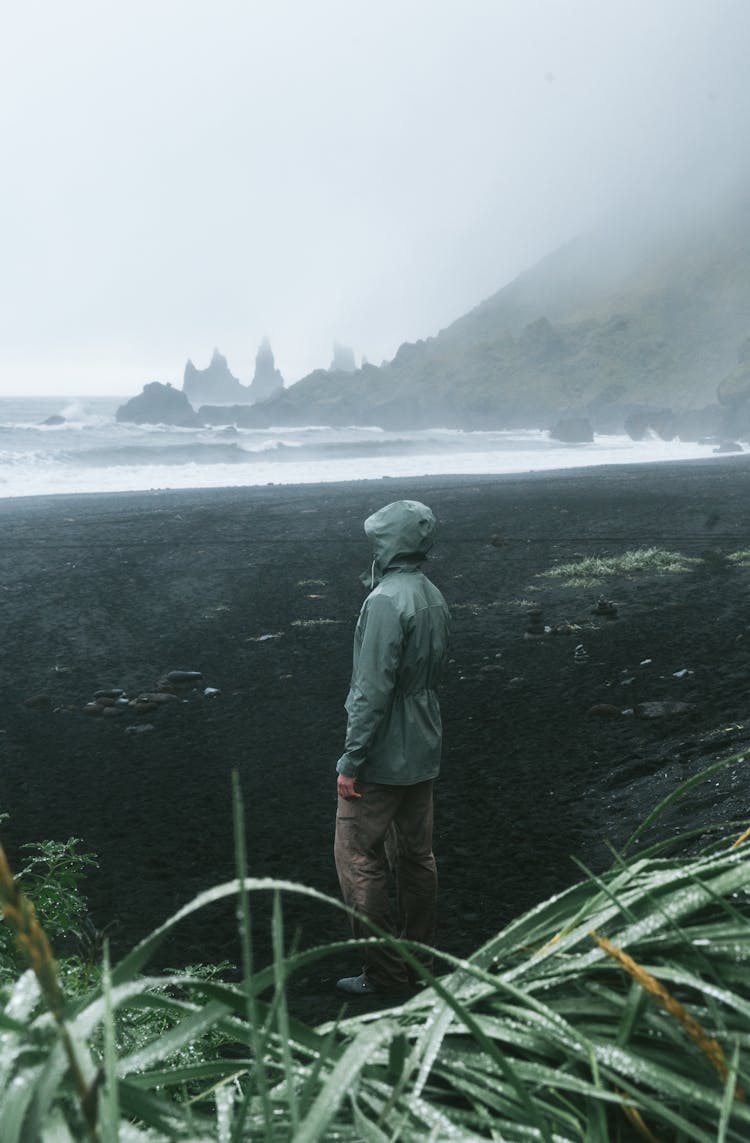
top-left (2, 755), bottom-right (750, 1139)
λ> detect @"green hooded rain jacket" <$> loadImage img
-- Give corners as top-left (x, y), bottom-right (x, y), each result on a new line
top-left (336, 500), bottom-right (451, 785)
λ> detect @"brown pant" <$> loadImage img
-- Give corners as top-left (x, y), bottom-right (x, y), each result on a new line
top-left (334, 780), bottom-right (437, 988)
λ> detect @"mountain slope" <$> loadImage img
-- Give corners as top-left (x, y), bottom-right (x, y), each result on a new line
top-left (221, 192), bottom-right (750, 431)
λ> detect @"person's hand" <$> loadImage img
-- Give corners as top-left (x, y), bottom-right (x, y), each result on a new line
top-left (337, 774), bottom-right (361, 800)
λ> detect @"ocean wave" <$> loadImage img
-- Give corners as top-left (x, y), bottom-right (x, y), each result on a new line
top-left (58, 442), bottom-right (254, 467)
top-left (0, 432), bottom-right (592, 474)
top-left (58, 438), bottom-right (472, 467)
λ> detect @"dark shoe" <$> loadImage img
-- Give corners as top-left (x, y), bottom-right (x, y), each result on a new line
top-left (336, 973), bottom-right (378, 996)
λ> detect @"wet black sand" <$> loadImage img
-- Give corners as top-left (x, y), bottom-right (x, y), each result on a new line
top-left (1, 457), bottom-right (750, 1024)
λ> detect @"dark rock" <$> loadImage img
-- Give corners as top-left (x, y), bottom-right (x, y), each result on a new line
top-left (713, 441), bottom-right (743, 454)
top-left (593, 597), bottom-right (618, 618)
top-left (525, 607), bottom-right (546, 637)
top-left (94, 689), bottom-right (125, 699)
top-left (165, 671), bottom-right (203, 684)
top-left (587, 704), bottom-right (624, 718)
top-left (41, 414), bottom-right (66, 426)
top-left (115, 383), bottom-right (201, 427)
top-left (551, 622), bottom-right (579, 635)
top-left (131, 700), bottom-right (158, 714)
top-left (23, 693), bottom-right (51, 709)
top-left (249, 338), bottom-right (284, 403)
top-left (183, 349), bottom-right (251, 405)
top-left (548, 417), bottom-right (594, 443)
top-left (125, 723), bottom-right (155, 734)
top-left (135, 692), bottom-right (180, 705)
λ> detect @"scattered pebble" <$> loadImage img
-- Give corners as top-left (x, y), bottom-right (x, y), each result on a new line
top-left (25, 667), bottom-right (219, 731)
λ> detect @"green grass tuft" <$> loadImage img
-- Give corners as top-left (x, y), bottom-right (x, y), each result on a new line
top-left (541, 546), bottom-right (703, 586)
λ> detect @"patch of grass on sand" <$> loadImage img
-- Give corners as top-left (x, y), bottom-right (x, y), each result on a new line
top-left (290, 617), bottom-right (341, 627)
top-left (540, 547), bottom-right (702, 587)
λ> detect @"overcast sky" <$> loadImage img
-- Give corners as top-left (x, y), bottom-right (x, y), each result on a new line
top-left (2, 0), bottom-right (749, 397)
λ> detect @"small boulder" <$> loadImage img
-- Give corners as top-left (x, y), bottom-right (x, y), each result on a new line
top-left (587, 704), bottom-right (623, 718)
top-left (136, 692), bottom-right (180, 705)
top-left (165, 670), bottom-right (203, 684)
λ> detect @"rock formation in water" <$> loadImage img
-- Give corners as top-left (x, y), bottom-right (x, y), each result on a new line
top-left (115, 382), bottom-right (201, 427)
top-left (248, 337), bottom-right (284, 403)
top-left (182, 349), bottom-right (251, 405)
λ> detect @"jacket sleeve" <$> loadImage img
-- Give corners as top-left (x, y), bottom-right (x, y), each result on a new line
top-left (336, 593), bottom-right (403, 777)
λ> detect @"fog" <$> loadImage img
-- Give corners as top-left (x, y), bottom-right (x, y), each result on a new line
top-left (1, 0), bottom-right (749, 397)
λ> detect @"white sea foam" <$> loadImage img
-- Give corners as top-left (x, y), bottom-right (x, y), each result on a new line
top-left (0, 396), bottom-right (736, 499)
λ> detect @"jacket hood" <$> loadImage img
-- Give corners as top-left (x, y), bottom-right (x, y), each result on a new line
top-left (362, 500), bottom-right (437, 585)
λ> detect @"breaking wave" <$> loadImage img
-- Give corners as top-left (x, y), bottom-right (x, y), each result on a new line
top-left (0, 396), bottom-right (727, 499)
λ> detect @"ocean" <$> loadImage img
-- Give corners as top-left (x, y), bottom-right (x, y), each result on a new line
top-left (0, 395), bottom-right (729, 500)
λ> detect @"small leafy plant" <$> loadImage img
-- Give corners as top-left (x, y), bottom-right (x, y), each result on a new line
top-left (0, 835), bottom-right (98, 988)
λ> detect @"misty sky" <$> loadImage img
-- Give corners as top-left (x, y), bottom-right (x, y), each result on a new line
top-left (2, 0), bottom-right (749, 397)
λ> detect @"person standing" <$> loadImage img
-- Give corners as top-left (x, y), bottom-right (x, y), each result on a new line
top-left (334, 499), bottom-right (451, 996)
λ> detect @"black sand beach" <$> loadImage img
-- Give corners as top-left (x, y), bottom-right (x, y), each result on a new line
top-left (2, 458), bottom-right (750, 1024)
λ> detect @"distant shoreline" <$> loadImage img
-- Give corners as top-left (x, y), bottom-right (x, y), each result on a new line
top-left (2, 449), bottom-right (749, 513)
